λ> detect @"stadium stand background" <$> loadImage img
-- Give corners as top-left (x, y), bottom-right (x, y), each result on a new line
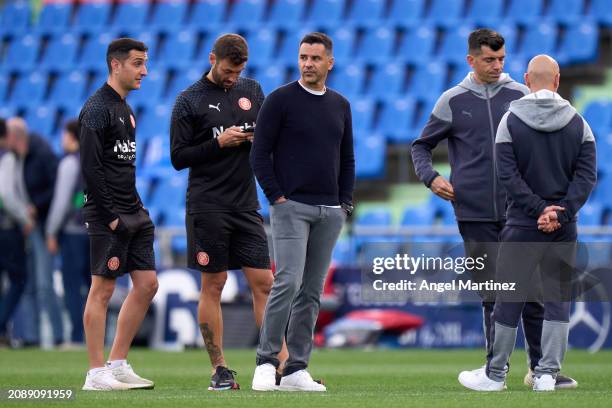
top-left (1, 0), bottom-right (611, 269)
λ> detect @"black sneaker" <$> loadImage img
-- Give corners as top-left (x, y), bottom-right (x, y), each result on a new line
top-left (555, 374), bottom-right (578, 389)
top-left (208, 366), bottom-right (240, 391)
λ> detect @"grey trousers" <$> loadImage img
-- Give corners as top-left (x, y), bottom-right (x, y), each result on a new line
top-left (256, 200), bottom-right (345, 375)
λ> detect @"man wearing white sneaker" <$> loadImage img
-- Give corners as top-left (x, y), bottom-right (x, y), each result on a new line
top-left (80, 38), bottom-right (158, 391)
top-left (250, 32), bottom-right (354, 392)
top-left (459, 55), bottom-right (596, 392)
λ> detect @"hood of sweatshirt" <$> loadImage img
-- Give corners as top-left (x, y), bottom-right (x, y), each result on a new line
top-left (508, 89), bottom-right (577, 132)
top-left (457, 72), bottom-right (516, 99)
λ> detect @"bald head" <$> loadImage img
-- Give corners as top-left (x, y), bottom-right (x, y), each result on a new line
top-left (525, 54), bottom-right (560, 92)
top-left (6, 117), bottom-right (29, 155)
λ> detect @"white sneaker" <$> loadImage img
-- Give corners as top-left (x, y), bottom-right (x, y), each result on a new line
top-left (278, 370), bottom-right (326, 392)
top-left (252, 363), bottom-right (278, 391)
top-left (111, 363), bottom-right (154, 389)
top-left (82, 369), bottom-right (132, 391)
top-left (533, 374), bottom-right (556, 392)
top-left (458, 369), bottom-right (505, 392)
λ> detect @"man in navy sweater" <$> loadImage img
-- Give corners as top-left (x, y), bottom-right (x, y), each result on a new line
top-left (250, 32), bottom-right (354, 392)
top-left (459, 55), bottom-right (596, 392)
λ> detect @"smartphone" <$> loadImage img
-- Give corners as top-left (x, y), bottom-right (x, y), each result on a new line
top-left (242, 126), bottom-right (255, 133)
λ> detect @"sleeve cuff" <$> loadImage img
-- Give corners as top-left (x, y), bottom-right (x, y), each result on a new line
top-left (425, 171), bottom-right (440, 188)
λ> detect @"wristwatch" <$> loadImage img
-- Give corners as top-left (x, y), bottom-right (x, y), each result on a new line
top-left (341, 202), bottom-right (354, 217)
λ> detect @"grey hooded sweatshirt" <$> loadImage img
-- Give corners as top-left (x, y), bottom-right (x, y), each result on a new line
top-left (495, 89), bottom-right (597, 228)
top-left (411, 73), bottom-right (528, 222)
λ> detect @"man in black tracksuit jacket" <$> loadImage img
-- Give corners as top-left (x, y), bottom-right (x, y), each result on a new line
top-left (462, 55), bottom-right (596, 392)
top-left (411, 29), bottom-right (558, 384)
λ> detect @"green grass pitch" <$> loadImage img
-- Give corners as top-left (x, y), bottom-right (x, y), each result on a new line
top-left (1, 348), bottom-right (611, 407)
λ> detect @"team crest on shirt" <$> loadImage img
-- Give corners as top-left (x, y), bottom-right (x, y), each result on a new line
top-left (130, 114), bottom-right (136, 128)
top-left (107, 256), bottom-right (120, 271)
top-left (238, 97), bottom-right (252, 111)
top-left (197, 251), bottom-right (210, 266)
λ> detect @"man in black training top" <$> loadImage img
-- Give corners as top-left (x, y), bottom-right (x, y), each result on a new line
top-left (80, 38), bottom-right (158, 391)
top-left (251, 32), bottom-right (355, 392)
top-left (170, 33), bottom-right (286, 391)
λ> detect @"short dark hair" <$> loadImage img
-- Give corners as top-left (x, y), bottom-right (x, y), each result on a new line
top-left (64, 119), bottom-right (79, 142)
top-left (106, 38), bottom-right (148, 74)
top-left (300, 32), bottom-right (333, 55)
top-left (0, 117), bottom-right (6, 140)
top-left (212, 34), bottom-right (249, 65)
top-left (468, 28), bottom-right (505, 55)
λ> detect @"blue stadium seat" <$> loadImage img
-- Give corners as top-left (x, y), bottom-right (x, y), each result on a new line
top-left (254, 66), bottom-right (286, 95)
top-left (327, 26), bottom-right (355, 64)
top-left (410, 62), bottom-right (447, 102)
top-left (0, 106), bottom-right (16, 120)
top-left (506, 0), bottom-right (544, 25)
top-left (429, 193), bottom-right (457, 225)
top-left (73, 2), bottom-right (112, 33)
top-left (168, 68), bottom-right (203, 99)
top-left (519, 22), bottom-right (558, 60)
top-left (546, 0), bottom-right (584, 25)
top-left (378, 97), bottom-right (416, 143)
top-left (150, 174), bottom-right (186, 210)
top-left (355, 27), bottom-right (394, 62)
top-left (351, 98), bottom-right (375, 131)
top-left (439, 25), bottom-right (473, 65)
top-left (306, 0), bottom-right (346, 28)
top-left (244, 28), bottom-right (277, 67)
top-left (355, 206), bottom-right (392, 226)
top-left (397, 26), bottom-right (435, 64)
top-left (49, 70), bottom-right (87, 108)
top-left (413, 99), bottom-right (436, 135)
top-left (465, 0), bottom-right (503, 26)
top-left (355, 133), bottom-right (385, 179)
top-left (277, 27), bottom-right (315, 65)
top-left (138, 104), bottom-right (171, 145)
top-left (388, 0), bottom-right (424, 28)
top-left (122, 30), bottom-right (159, 63)
top-left (188, 0), bottom-right (226, 30)
top-left (256, 182), bottom-right (270, 219)
top-left (346, 0), bottom-right (386, 28)
top-left (591, 0), bottom-right (612, 26)
top-left (227, 0), bottom-right (266, 27)
top-left (505, 57), bottom-right (527, 83)
top-left (0, 75), bottom-right (7, 102)
top-left (150, 0), bottom-right (188, 31)
top-left (24, 105), bottom-right (56, 138)
top-left (156, 29), bottom-right (196, 69)
top-left (557, 21), bottom-right (598, 65)
top-left (495, 22), bottom-right (518, 55)
top-left (36, 3), bottom-right (72, 34)
top-left (2, 34), bottom-right (40, 72)
top-left (426, 0), bottom-right (464, 28)
top-left (369, 62), bottom-right (405, 100)
top-left (578, 201), bottom-right (603, 226)
top-left (583, 100), bottom-right (611, 133)
top-left (111, 1), bottom-right (150, 31)
top-left (41, 33), bottom-right (79, 71)
top-left (328, 63), bottom-right (365, 97)
top-left (0, 1), bottom-right (31, 35)
top-left (401, 205), bottom-right (435, 226)
top-left (449, 65), bottom-right (471, 87)
top-left (10, 71), bottom-right (47, 109)
top-left (129, 69), bottom-right (167, 108)
top-left (142, 134), bottom-right (173, 175)
top-left (268, 0), bottom-right (307, 29)
top-left (78, 32), bottom-right (117, 71)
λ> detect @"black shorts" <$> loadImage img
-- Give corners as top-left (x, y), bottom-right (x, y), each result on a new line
top-left (186, 211), bottom-right (271, 273)
top-left (86, 208), bottom-right (156, 278)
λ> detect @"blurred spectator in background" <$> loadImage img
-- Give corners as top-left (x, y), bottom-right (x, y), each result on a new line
top-left (10, 117), bottom-right (63, 347)
top-left (46, 119), bottom-right (91, 348)
top-left (0, 117), bottom-right (33, 346)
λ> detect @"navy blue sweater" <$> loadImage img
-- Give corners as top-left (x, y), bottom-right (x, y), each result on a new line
top-left (250, 81), bottom-right (355, 206)
top-left (495, 90), bottom-right (597, 228)
top-left (24, 133), bottom-right (58, 225)
top-left (411, 73), bottom-right (528, 222)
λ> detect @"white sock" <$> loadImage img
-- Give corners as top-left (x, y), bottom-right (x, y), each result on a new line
top-left (106, 359), bottom-right (127, 369)
top-left (88, 367), bottom-right (106, 376)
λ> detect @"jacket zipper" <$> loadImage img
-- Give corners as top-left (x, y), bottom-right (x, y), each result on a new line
top-left (485, 86), bottom-right (499, 220)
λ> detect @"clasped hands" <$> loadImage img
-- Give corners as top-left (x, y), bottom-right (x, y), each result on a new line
top-left (537, 205), bottom-right (565, 233)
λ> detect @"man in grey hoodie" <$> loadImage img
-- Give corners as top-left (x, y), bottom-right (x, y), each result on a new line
top-left (459, 55), bottom-right (596, 392)
top-left (411, 29), bottom-right (577, 387)
top-left (0, 117), bottom-right (33, 345)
